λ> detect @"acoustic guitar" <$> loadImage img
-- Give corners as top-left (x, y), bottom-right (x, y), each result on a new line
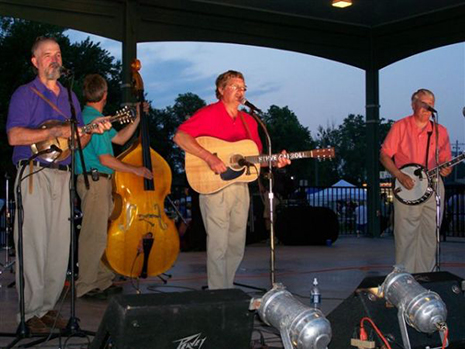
top-left (30, 106), bottom-right (135, 162)
top-left (185, 136), bottom-right (335, 194)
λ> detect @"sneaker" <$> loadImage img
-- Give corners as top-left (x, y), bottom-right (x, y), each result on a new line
top-left (26, 316), bottom-right (50, 334)
top-left (41, 310), bottom-right (68, 330)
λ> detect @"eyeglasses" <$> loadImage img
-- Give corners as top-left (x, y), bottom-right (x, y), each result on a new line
top-left (227, 84), bottom-right (247, 92)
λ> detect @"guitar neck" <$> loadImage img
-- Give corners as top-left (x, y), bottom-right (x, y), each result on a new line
top-left (246, 150), bottom-right (320, 164)
top-left (427, 153), bottom-right (465, 176)
top-left (81, 114), bottom-right (126, 133)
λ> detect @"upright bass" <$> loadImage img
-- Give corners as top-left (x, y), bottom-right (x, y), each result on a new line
top-left (104, 59), bottom-right (179, 278)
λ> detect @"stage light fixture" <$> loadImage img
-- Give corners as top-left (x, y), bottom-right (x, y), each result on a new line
top-left (379, 266), bottom-right (449, 349)
top-left (332, 0), bottom-right (352, 8)
top-left (255, 283), bottom-right (332, 349)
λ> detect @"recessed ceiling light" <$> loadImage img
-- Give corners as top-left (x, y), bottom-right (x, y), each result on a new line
top-left (332, 0), bottom-right (352, 8)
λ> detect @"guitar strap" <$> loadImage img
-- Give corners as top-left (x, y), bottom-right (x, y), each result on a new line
top-left (424, 121), bottom-right (433, 169)
top-left (30, 86), bottom-right (69, 119)
top-left (238, 111), bottom-right (253, 140)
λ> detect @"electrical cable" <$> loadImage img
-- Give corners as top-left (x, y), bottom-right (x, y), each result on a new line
top-left (360, 316), bottom-right (392, 349)
top-left (441, 327), bottom-right (449, 349)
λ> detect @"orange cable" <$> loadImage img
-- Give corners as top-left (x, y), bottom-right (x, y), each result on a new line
top-left (360, 317), bottom-right (392, 349)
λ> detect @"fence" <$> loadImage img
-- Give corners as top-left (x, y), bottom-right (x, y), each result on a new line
top-left (165, 184), bottom-right (465, 238)
top-left (1, 184), bottom-right (465, 250)
top-left (304, 184), bottom-right (465, 237)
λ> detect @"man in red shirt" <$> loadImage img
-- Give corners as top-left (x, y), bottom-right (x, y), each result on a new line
top-left (380, 89), bottom-right (452, 273)
top-left (174, 70), bottom-right (289, 289)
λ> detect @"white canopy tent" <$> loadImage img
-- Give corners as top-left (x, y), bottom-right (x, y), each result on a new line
top-left (307, 180), bottom-right (367, 207)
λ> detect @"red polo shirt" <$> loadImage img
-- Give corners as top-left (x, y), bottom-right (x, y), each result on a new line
top-left (178, 101), bottom-right (263, 153)
top-left (381, 115), bottom-right (451, 169)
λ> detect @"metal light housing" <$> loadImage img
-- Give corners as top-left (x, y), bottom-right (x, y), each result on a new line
top-left (257, 283), bottom-right (332, 349)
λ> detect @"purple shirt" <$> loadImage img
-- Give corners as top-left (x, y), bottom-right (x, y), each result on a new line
top-left (7, 76), bottom-right (83, 165)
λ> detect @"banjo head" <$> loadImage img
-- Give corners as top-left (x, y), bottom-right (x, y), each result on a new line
top-left (394, 164), bottom-right (433, 205)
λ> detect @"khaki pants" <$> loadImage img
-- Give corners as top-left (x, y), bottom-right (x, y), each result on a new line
top-left (394, 180), bottom-right (444, 273)
top-left (200, 183), bottom-right (250, 289)
top-left (14, 166), bottom-right (71, 322)
top-left (76, 175), bottom-right (114, 297)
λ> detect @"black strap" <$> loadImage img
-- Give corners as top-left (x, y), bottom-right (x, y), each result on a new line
top-left (424, 121), bottom-right (434, 169)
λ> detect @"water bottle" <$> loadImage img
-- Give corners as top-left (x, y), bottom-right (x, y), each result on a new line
top-left (311, 278), bottom-right (321, 309)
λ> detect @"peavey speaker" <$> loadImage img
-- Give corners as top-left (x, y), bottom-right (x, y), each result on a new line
top-left (91, 289), bottom-right (254, 349)
top-left (327, 271), bottom-right (465, 349)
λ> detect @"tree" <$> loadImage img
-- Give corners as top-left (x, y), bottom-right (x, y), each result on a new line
top-left (315, 122), bottom-right (343, 185)
top-left (148, 93), bottom-right (206, 177)
top-left (315, 114), bottom-right (394, 185)
top-left (260, 105), bottom-right (322, 189)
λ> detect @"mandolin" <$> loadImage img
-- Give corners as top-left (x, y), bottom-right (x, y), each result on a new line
top-left (30, 106), bottom-right (135, 162)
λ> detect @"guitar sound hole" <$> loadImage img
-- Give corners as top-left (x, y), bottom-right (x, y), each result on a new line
top-left (230, 154), bottom-right (245, 170)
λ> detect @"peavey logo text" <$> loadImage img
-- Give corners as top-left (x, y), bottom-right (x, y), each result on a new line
top-left (173, 333), bottom-right (207, 349)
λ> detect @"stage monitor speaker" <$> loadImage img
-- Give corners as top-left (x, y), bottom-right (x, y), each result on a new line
top-left (91, 288), bottom-right (254, 349)
top-left (327, 271), bottom-right (465, 349)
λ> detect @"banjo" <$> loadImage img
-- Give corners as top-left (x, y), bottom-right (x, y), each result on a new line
top-left (394, 153), bottom-right (465, 205)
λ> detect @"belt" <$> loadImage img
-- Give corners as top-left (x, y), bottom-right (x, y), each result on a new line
top-left (83, 172), bottom-right (112, 179)
top-left (18, 160), bottom-right (70, 172)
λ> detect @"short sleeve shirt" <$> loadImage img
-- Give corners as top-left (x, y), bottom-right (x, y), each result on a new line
top-left (6, 76), bottom-right (83, 165)
top-left (75, 105), bottom-right (117, 175)
top-left (381, 115), bottom-right (451, 170)
top-left (177, 101), bottom-right (263, 153)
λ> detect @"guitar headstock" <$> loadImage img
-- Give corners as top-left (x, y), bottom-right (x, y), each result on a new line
top-left (311, 147), bottom-right (335, 160)
top-left (114, 106), bottom-right (136, 124)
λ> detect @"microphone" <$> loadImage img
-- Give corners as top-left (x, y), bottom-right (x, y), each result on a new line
top-left (241, 98), bottom-right (262, 113)
top-left (30, 146), bottom-right (59, 161)
top-left (49, 144), bottom-right (63, 153)
top-left (238, 158), bottom-right (253, 167)
top-left (59, 66), bottom-right (74, 77)
top-left (422, 102), bottom-right (437, 114)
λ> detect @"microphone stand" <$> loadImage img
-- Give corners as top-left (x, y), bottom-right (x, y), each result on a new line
top-left (432, 113), bottom-right (442, 272)
top-left (63, 74), bottom-right (93, 336)
top-left (247, 108), bottom-right (277, 286)
top-left (0, 173), bottom-right (15, 279)
top-left (0, 149), bottom-right (57, 347)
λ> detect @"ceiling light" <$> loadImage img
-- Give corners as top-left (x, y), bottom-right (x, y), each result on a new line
top-left (332, 0), bottom-right (352, 8)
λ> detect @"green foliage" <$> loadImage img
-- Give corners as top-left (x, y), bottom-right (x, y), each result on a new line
top-left (260, 105), bottom-right (317, 183)
top-left (148, 93), bottom-right (206, 175)
top-left (66, 37), bottom-right (122, 114)
top-left (315, 115), bottom-right (394, 185)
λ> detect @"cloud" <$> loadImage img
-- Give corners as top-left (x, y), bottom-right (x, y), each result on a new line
top-left (66, 29), bottom-right (465, 144)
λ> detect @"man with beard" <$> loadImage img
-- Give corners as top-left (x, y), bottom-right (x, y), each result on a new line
top-left (6, 36), bottom-right (109, 333)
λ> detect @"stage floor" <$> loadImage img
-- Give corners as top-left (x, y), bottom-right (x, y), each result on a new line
top-left (1, 236), bottom-right (464, 348)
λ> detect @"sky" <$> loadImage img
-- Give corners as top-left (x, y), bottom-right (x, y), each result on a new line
top-left (67, 30), bottom-right (465, 151)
